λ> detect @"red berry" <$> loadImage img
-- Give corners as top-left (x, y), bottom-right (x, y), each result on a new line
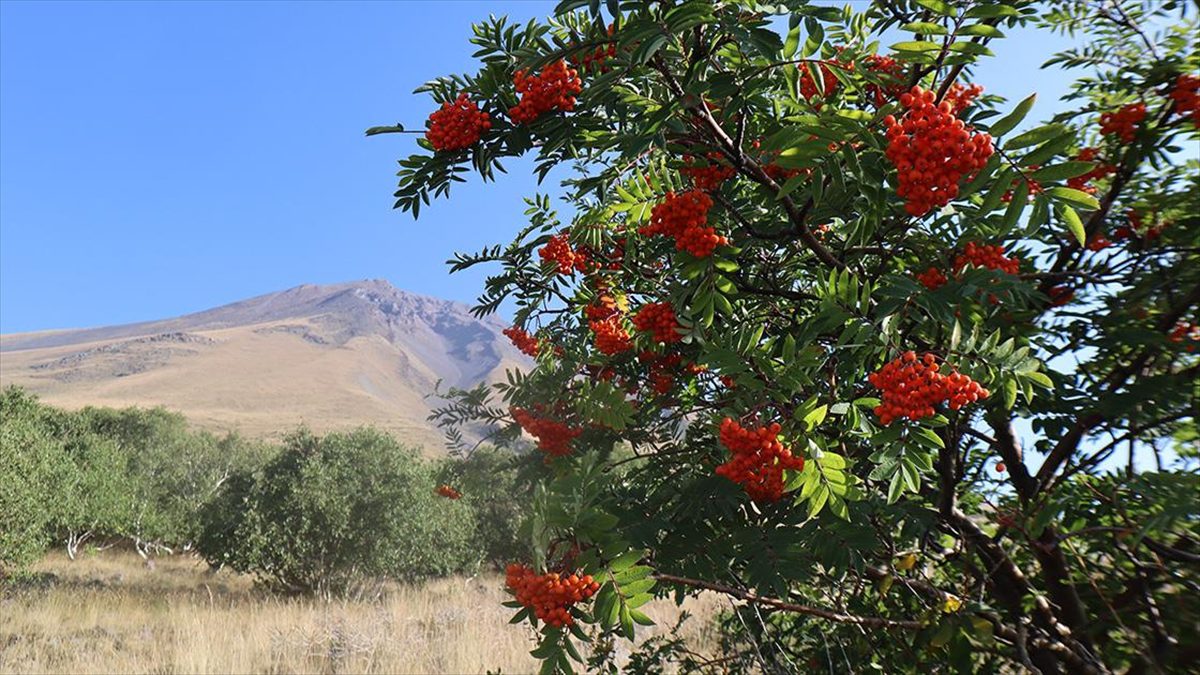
top-left (509, 60), bottom-right (583, 125)
top-left (426, 93), bottom-right (491, 152)
top-left (715, 418), bottom-right (804, 503)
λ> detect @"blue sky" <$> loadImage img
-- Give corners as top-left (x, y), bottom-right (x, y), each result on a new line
top-left (0, 1), bottom-right (1078, 333)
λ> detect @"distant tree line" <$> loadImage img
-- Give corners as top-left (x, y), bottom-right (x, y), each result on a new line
top-left (0, 386), bottom-right (533, 594)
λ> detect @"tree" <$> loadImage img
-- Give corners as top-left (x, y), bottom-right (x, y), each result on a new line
top-left (196, 428), bottom-right (478, 596)
top-left (375, 0), bottom-right (1199, 672)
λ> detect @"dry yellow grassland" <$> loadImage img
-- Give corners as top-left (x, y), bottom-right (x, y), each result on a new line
top-left (0, 552), bottom-right (723, 674)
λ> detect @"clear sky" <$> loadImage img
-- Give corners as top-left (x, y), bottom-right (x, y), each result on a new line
top-left (0, 1), bottom-right (1078, 333)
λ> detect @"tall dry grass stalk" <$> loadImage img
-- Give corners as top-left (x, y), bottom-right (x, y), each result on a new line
top-left (0, 552), bottom-right (722, 674)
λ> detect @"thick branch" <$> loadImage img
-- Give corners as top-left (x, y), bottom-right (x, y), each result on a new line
top-left (653, 573), bottom-right (922, 630)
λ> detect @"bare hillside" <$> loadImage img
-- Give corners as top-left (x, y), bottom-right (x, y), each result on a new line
top-left (0, 280), bottom-right (525, 450)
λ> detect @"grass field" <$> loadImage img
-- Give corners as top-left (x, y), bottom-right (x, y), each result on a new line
top-left (0, 552), bottom-right (722, 674)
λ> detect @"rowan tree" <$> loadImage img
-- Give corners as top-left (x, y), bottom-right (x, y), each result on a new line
top-left (374, 1), bottom-right (1198, 672)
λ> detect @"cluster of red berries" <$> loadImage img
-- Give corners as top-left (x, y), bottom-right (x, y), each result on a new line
top-left (505, 564), bottom-right (599, 628)
top-left (1048, 285), bottom-right (1075, 307)
top-left (511, 406), bottom-right (582, 457)
top-left (916, 266), bottom-right (949, 291)
top-left (943, 83), bottom-right (984, 115)
top-left (864, 54), bottom-right (904, 106)
top-left (1087, 233), bottom-right (1113, 251)
top-left (435, 484), bottom-right (462, 500)
top-left (539, 233), bottom-right (590, 275)
top-left (1099, 102), bottom-right (1147, 143)
top-left (633, 302), bottom-right (683, 344)
top-left (574, 25), bottom-right (617, 74)
top-left (640, 351), bottom-right (683, 395)
top-left (503, 326), bottom-right (541, 357)
top-left (640, 189), bottom-right (726, 257)
top-left (1001, 165), bottom-right (1044, 203)
top-left (1067, 147), bottom-right (1116, 195)
top-left (953, 242), bottom-right (1021, 275)
top-left (509, 60), bottom-right (582, 125)
top-left (1169, 74), bottom-right (1200, 127)
top-left (585, 290), bottom-right (621, 321)
top-left (715, 419), bottom-right (805, 503)
top-left (590, 315), bottom-right (632, 355)
top-left (426, 94), bottom-right (492, 152)
top-left (868, 352), bottom-right (989, 425)
top-left (799, 61), bottom-right (840, 101)
top-left (1168, 321), bottom-right (1200, 348)
top-left (1114, 209), bottom-right (1164, 241)
top-left (883, 86), bottom-right (994, 216)
top-left (681, 152), bottom-right (736, 192)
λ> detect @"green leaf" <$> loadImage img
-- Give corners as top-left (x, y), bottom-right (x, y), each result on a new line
top-left (1004, 123), bottom-right (1065, 150)
top-left (804, 404), bottom-right (829, 430)
top-left (1030, 162), bottom-right (1095, 182)
top-left (609, 549), bottom-right (644, 572)
top-left (1058, 204), bottom-right (1086, 246)
top-left (1046, 187), bottom-right (1101, 211)
top-left (629, 608), bottom-right (655, 626)
top-left (902, 22), bottom-right (948, 35)
top-left (959, 23), bottom-right (1005, 38)
top-left (914, 0), bottom-right (957, 16)
top-left (987, 93), bottom-right (1036, 138)
top-left (365, 124), bottom-right (406, 136)
top-left (1003, 378), bottom-right (1018, 410)
top-left (891, 41), bottom-right (942, 53)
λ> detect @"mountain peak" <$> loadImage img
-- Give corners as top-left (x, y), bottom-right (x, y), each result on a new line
top-left (0, 282), bottom-right (526, 449)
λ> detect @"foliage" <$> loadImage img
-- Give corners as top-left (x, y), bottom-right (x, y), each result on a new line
top-left (196, 428), bottom-right (479, 596)
top-left (437, 446), bottom-right (538, 567)
top-left (377, 0), bottom-right (1199, 672)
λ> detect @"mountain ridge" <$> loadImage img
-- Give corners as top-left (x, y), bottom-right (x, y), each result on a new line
top-left (0, 280), bottom-right (522, 451)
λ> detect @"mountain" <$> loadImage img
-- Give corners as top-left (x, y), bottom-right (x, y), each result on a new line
top-left (0, 280), bottom-right (526, 451)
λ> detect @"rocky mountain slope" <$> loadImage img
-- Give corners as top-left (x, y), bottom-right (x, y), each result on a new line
top-left (0, 280), bottom-right (525, 450)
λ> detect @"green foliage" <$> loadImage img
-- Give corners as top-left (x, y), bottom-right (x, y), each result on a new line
top-left (379, 0), bottom-right (1199, 672)
top-left (437, 446), bottom-right (536, 567)
top-left (197, 428), bottom-right (478, 596)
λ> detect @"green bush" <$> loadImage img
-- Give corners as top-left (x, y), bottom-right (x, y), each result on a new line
top-left (437, 446), bottom-right (536, 568)
top-left (197, 427), bottom-right (478, 595)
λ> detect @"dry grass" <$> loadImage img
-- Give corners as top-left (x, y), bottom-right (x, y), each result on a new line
top-left (0, 552), bottom-right (722, 674)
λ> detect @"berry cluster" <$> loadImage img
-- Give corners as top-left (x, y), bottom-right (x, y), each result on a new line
top-left (953, 242), bottom-right (1020, 275)
top-left (509, 60), bottom-right (583, 125)
top-left (590, 315), bottom-right (632, 355)
top-left (864, 54), bottom-right (904, 106)
top-left (574, 25), bottom-right (617, 74)
top-left (1048, 285), bottom-right (1075, 307)
top-left (1099, 102), bottom-right (1147, 143)
top-left (511, 406), bottom-right (581, 457)
top-left (868, 352), bottom-right (989, 425)
top-left (1168, 321), bottom-right (1200, 348)
top-left (1001, 165), bottom-right (1044, 203)
top-left (426, 94), bottom-right (492, 152)
top-left (799, 62), bottom-right (840, 102)
top-left (1169, 74), bottom-right (1200, 127)
top-left (916, 266), bottom-right (948, 291)
top-left (681, 152), bottom-right (736, 192)
top-left (943, 83), bottom-right (984, 115)
top-left (1087, 233), bottom-right (1112, 252)
top-left (539, 233), bottom-right (590, 275)
top-left (1114, 209), bottom-right (1164, 241)
top-left (883, 86), bottom-right (994, 216)
top-left (435, 484), bottom-right (462, 500)
top-left (505, 564), bottom-right (599, 628)
top-left (1067, 147), bottom-right (1116, 195)
top-left (640, 190), bottom-right (726, 257)
top-left (715, 419), bottom-right (805, 503)
top-left (503, 326), bottom-right (541, 357)
top-left (633, 302), bottom-right (683, 344)
top-left (640, 351), bottom-right (683, 395)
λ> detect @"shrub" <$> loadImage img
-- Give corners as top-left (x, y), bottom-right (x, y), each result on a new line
top-left (197, 428), bottom-right (477, 595)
